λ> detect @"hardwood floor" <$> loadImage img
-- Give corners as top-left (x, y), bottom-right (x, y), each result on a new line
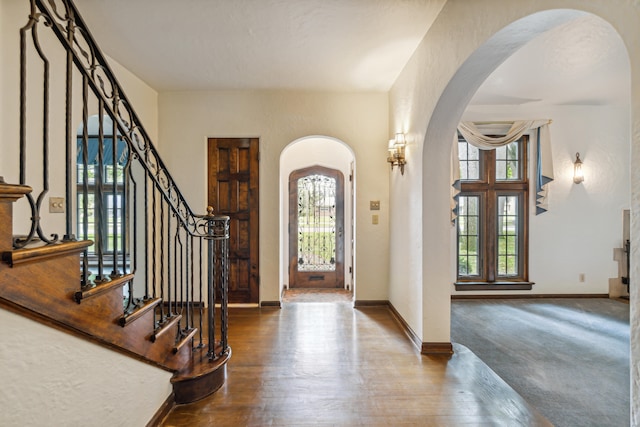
top-left (161, 302), bottom-right (550, 426)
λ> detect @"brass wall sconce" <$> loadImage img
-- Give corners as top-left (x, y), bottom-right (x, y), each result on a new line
top-left (573, 152), bottom-right (584, 184)
top-left (387, 133), bottom-right (406, 175)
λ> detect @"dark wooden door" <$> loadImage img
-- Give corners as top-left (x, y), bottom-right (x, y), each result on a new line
top-left (289, 166), bottom-right (344, 288)
top-left (208, 138), bottom-right (259, 303)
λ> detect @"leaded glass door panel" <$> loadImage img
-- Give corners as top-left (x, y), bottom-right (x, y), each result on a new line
top-left (289, 166), bottom-right (344, 288)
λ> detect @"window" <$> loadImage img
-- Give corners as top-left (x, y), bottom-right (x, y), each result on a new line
top-left (455, 136), bottom-right (531, 290)
top-left (76, 137), bottom-right (127, 257)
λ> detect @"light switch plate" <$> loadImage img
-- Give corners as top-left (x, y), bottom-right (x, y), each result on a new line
top-left (49, 197), bottom-right (64, 213)
top-left (372, 214), bottom-right (379, 225)
top-left (370, 200), bottom-right (380, 211)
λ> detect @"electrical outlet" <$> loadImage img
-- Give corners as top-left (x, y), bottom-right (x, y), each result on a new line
top-left (370, 200), bottom-right (380, 211)
top-left (49, 197), bottom-right (64, 213)
top-left (579, 273), bottom-right (585, 283)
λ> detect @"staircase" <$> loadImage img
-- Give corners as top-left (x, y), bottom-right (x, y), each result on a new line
top-left (0, 0), bottom-right (231, 411)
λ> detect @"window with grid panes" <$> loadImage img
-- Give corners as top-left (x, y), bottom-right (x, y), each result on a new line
top-left (76, 137), bottom-right (126, 256)
top-left (456, 135), bottom-right (531, 289)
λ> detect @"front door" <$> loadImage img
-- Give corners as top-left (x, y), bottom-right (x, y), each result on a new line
top-left (207, 138), bottom-right (259, 303)
top-left (289, 166), bottom-right (344, 288)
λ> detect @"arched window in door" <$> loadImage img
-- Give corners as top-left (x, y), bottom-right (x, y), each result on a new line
top-left (297, 174), bottom-right (337, 271)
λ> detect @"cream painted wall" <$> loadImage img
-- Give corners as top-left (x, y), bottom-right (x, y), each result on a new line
top-left (387, 132), bottom-right (423, 338)
top-left (0, 308), bottom-right (173, 427)
top-left (157, 90), bottom-right (389, 303)
top-left (389, 0), bottom-right (640, 420)
top-left (456, 105), bottom-right (631, 296)
top-left (280, 137), bottom-right (355, 296)
top-left (0, 2), bottom-right (169, 425)
top-left (0, 0), bottom-right (5, 167)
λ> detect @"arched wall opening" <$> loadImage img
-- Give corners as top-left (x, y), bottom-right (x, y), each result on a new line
top-left (422, 7), bottom-right (631, 337)
top-left (415, 9), bottom-right (594, 345)
top-left (456, 13), bottom-right (630, 298)
top-left (279, 136), bottom-right (356, 301)
top-left (412, 2), bottom-right (635, 418)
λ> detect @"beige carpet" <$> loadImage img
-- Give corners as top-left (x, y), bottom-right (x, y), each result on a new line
top-left (282, 288), bottom-right (353, 303)
top-left (451, 298), bottom-right (630, 427)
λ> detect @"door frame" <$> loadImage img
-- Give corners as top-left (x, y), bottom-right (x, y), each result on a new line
top-left (279, 136), bottom-right (356, 298)
top-left (288, 165), bottom-right (345, 289)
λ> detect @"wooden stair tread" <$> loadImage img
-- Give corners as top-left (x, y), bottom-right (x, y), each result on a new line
top-left (151, 314), bottom-right (182, 343)
top-left (0, 179), bottom-right (32, 201)
top-left (75, 273), bottom-right (135, 303)
top-left (2, 240), bottom-right (93, 267)
top-left (118, 297), bottom-right (161, 327)
top-left (171, 344), bottom-right (229, 381)
top-left (173, 327), bottom-right (198, 354)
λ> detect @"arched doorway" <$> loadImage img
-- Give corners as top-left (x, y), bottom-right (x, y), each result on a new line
top-left (279, 136), bottom-right (355, 300)
top-left (420, 8), bottom-right (631, 334)
top-left (386, 0), bottom-right (639, 420)
top-left (453, 13), bottom-right (630, 295)
top-left (445, 13), bottom-right (631, 425)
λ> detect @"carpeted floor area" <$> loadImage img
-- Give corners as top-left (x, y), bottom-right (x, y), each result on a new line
top-left (282, 288), bottom-right (353, 303)
top-left (451, 298), bottom-right (630, 427)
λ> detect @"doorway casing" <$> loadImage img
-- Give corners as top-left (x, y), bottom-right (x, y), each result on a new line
top-left (279, 136), bottom-right (356, 301)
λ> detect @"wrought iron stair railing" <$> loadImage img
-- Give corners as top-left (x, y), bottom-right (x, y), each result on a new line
top-left (9, 0), bottom-right (230, 367)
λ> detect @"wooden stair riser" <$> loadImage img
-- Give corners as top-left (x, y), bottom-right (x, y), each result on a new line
top-left (0, 203), bottom-right (15, 253)
top-left (171, 349), bottom-right (230, 404)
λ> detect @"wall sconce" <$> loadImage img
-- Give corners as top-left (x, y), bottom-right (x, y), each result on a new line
top-left (573, 152), bottom-right (584, 184)
top-left (387, 132), bottom-right (406, 175)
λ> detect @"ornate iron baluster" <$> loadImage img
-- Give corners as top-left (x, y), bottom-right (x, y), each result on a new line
top-left (95, 102), bottom-right (107, 282)
top-left (159, 198), bottom-right (166, 322)
top-left (80, 75), bottom-right (90, 285)
top-left (143, 170), bottom-right (149, 298)
top-left (219, 223), bottom-right (230, 355)
top-left (206, 210), bottom-right (217, 360)
top-left (63, 2), bottom-right (75, 242)
top-left (111, 104), bottom-right (120, 277)
top-left (123, 151), bottom-right (134, 311)
top-left (198, 237), bottom-right (204, 348)
top-left (188, 235), bottom-right (194, 332)
top-left (167, 209), bottom-right (172, 316)
top-left (174, 224), bottom-right (182, 325)
top-left (17, 1), bottom-right (59, 248)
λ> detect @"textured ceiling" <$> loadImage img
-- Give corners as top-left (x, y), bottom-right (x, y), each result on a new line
top-left (75, 0), bottom-right (446, 91)
top-left (471, 14), bottom-right (630, 107)
top-left (74, 1), bottom-right (629, 106)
